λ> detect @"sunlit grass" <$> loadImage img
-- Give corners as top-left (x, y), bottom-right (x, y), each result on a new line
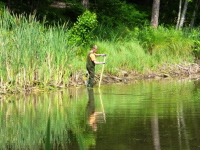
top-left (0, 9), bottom-right (77, 91)
top-left (93, 25), bottom-right (195, 74)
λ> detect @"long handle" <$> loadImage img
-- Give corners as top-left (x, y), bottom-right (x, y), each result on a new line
top-left (98, 56), bottom-right (106, 88)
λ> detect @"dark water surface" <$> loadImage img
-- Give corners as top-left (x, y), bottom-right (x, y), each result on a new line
top-left (1, 79), bottom-right (200, 150)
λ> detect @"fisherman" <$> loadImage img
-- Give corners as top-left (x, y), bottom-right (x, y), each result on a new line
top-left (86, 45), bottom-right (106, 88)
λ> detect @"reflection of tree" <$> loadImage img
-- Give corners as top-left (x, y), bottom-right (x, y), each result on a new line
top-left (177, 103), bottom-right (190, 150)
top-left (151, 103), bottom-right (161, 150)
top-left (149, 82), bottom-right (161, 150)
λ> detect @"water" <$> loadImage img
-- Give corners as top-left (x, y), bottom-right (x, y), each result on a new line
top-left (1, 79), bottom-right (200, 150)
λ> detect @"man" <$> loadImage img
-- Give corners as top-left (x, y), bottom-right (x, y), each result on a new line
top-left (86, 45), bottom-right (106, 88)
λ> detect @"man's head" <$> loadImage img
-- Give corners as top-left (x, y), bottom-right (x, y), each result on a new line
top-left (92, 45), bottom-right (98, 52)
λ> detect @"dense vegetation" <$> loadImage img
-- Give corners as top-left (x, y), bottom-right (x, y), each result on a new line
top-left (0, 0), bottom-right (200, 93)
top-left (1, 0), bottom-right (200, 28)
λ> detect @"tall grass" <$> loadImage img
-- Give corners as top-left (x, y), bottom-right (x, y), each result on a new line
top-left (0, 9), bottom-right (84, 92)
top-left (93, 25), bottom-right (195, 74)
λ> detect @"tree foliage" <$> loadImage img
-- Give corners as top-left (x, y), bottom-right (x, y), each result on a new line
top-left (90, 0), bottom-right (149, 27)
top-left (1, 0), bottom-right (200, 28)
top-left (68, 10), bottom-right (98, 46)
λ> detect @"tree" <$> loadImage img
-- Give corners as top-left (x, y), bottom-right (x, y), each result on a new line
top-left (176, 0), bottom-right (182, 30)
top-left (190, 0), bottom-right (200, 28)
top-left (150, 0), bottom-right (160, 28)
top-left (82, 0), bottom-right (89, 9)
top-left (176, 0), bottom-right (189, 30)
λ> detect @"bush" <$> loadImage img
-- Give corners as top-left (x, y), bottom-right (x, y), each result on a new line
top-left (68, 10), bottom-right (98, 46)
top-left (185, 28), bottom-right (200, 59)
top-left (135, 26), bottom-right (193, 57)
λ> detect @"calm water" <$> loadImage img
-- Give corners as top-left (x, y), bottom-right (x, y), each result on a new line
top-left (1, 79), bottom-right (200, 150)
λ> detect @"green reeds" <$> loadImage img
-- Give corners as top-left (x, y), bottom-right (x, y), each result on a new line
top-left (0, 9), bottom-right (82, 92)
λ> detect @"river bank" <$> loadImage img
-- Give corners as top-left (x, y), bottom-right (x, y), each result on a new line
top-left (0, 62), bottom-right (200, 95)
top-left (68, 62), bottom-right (200, 87)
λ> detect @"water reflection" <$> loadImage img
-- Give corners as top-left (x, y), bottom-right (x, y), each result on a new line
top-left (177, 103), bottom-right (190, 150)
top-left (2, 80), bottom-right (200, 149)
top-left (151, 103), bottom-right (161, 150)
top-left (86, 88), bottom-right (97, 131)
top-left (86, 88), bottom-right (106, 131)
top-left (148, 87), bottom-right (161, 150)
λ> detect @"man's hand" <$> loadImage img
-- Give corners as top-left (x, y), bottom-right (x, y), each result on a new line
top-left (102, 62), bottom-right (106, 64)
top-left (101, 54), bottom-right (106, 57)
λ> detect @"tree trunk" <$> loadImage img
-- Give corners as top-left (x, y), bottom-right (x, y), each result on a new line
top-left (7, 0), bottom-right (11, 11)
top-left (150, 0), bottom-right (160, 28)
top-left (179, 0), bottom-right (189, 29)
top-left (176, 0), bottom-right (182, 30)
top-left (190, 0), bottom-right (200, 28)
top-left (82, 0), bottom-right (89, 9)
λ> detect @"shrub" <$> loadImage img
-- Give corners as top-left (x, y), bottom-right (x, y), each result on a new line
top-left (68, 10), bottom-right (98, 46)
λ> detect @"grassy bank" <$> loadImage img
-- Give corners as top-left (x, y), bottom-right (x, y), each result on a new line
top-left (0, 10), bottom-right (197, 93)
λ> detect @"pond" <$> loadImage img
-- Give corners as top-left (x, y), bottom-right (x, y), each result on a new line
top-left (1, 79), bottom-right (200, 150)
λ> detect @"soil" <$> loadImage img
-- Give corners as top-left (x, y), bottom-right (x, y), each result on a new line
top-left (68, 63), bottom-right (200, 87)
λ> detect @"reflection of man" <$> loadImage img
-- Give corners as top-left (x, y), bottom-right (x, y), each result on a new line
top-left (86, 88), bottom-right (97, 131)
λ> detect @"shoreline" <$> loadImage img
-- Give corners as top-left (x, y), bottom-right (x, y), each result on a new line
top-left (1, 63), bottom-right (200, 95)
top-left (69, 62), bottom-right (200, 87)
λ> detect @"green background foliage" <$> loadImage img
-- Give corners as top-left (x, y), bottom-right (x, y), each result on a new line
top-left (68, 10), bottom-right (98, 46)
top-left (90, 0), bottom-right (149, 27)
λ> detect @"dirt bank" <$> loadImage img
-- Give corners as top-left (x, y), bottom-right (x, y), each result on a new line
top-left (68, 62), bottom-right (200, 87)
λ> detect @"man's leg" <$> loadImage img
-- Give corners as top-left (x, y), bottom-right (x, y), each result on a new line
top-left (86, 68), bottom-right (90, 87)
top-left (87, 67), bottom-right (95, 88)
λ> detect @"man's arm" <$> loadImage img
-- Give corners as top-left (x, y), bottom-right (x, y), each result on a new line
top-left (90, 54), bottom-right (105, 64)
